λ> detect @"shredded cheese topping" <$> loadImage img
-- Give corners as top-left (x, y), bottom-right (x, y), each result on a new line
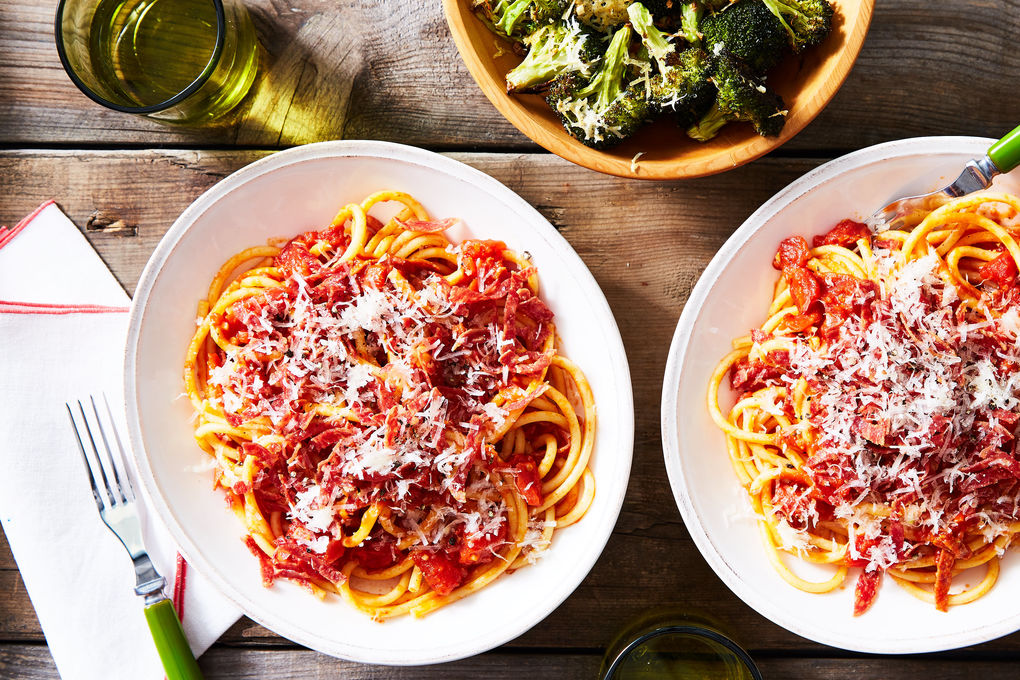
top-left (779, 246), bottom-right (1020, 572)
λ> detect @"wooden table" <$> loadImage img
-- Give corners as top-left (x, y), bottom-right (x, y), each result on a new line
top-left (3, 0), bottom-right (1020, 676)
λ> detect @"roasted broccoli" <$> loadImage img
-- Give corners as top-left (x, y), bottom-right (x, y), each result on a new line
top-left (626, 2), bottom-right (675, 71)
top-left (629, 2), bottom-right (716, 127)
top-left (573, 0), bottom-right (668, 33)
top-left (761, 0), bottom-right (833, 51)
top-left (545, 26), bottom-right (650, 148)
top-left (471, 0), bottom-right (567, 42)
top-left (649, 48), bottom-right (716, 127)
top-left (699, 0), bottom-right (789, 75)
top-left (679, 2), bottom-right (703, 45)
top-left (472, 0), bottom-right (826, 149)
top-left (505, 21), bottom-right (601, 92)
top-left (687, 53), bottom-right (786, 140)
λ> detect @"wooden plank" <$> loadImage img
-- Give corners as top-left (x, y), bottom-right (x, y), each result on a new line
top-left (0, 150), bottom-right (274, 297)
top-left (4, 149), bottom-right (1020, 656)
top-left (0, 148), bottom-right (808, 293)
top-left (7, 532), bottom-right (1020, 652)
top-left (0, 0), bottom-right (521, 148)
top-left (2, 1), bottom-right (1018, 148)
top-left (4, 150), bottom-right (1020, 660)
top-left (0, 534), bottom-right (35, 642)
top-left (0, 645), bottom-right (599, 680)
top-left (4, 644), bottom-right (1020, 679)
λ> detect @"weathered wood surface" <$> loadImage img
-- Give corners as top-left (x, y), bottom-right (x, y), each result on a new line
top-left (0, 149), bottom-right (812, 650)
top-left (6, 0), bottom-right (1020, 673)
top-left (3, 643), bottom-right (1020, 680)
top-left (1, 0), bottom-right (1018, 149)
top-left (5, 151), bottom-right (1020, 678)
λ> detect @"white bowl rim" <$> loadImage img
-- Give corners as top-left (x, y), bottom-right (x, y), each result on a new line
top-left (123, 140), bottom-right (634, 664)
top-left (659, 135), bottom-right (1020, 654)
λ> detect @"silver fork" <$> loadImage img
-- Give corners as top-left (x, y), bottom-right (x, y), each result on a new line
top-left (868, 124), bottom-right (1020, 231)
top-left (67, 395), bottom-right (204, 680)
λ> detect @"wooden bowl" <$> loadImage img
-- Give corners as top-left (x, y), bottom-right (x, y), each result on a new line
top-left (444, 0), bottom-right (874, 180)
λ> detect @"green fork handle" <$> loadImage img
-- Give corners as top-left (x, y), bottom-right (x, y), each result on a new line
top-left (988, 123), bottom-right (1020, 173)
top-left (143, 598), bottom-right (205, 680)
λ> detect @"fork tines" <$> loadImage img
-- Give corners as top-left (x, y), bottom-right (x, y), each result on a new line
top-left (66, 395), bottom-right (135, 511)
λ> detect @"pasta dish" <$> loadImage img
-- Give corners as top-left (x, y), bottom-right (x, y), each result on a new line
top-left (709, 193), bottom-right (1020, 614)
top-left (184, 190), bottom-right (595, 619)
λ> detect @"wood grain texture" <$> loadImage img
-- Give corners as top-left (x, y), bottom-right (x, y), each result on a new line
top-left (6, 0), bottom-right (1020, 674)
top-left (4, 643), bottom-right (1020, 679)
top-left (0, 150), bottom-right (809, 651)
top-left (4, 151), bottom-right (1020, 678)
top-left (0, 0), bottom-right (1017, 150)
top-left (0, 0), bottom-right (518, 148)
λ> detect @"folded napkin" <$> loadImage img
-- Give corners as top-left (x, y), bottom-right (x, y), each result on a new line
top-left (0, 202), bottom-right (239, 680)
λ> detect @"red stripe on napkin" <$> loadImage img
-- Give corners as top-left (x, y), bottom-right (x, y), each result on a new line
top-left (0, 300), bottom-right (129, 315)
top-left (0, 200), bottom-right (56, 250)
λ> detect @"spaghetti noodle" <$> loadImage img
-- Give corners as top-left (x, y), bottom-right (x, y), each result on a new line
top-left (184, 190), bottom-right (595, 619)
top-left (709, 193), bottom-right (1020, 614)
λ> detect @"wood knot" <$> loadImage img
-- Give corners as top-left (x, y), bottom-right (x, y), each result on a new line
top-left (85, 210), bottom-right (137, 237)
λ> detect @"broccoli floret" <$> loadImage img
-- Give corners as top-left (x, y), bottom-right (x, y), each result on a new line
top-left (679, 2), bottom-right (703, 45)
top-left (575, 25), bottom-right (632, 108)
top-left (649, 48), bottom-right (716, 127)
top-left (545, 26), bottom-right (650, 148)
top-left (699, 0), bottom-right (789, 75)
top-left (506, 21), bottom-right (601, 92)
top-left (687, 53), bottom-right (786, 140)
top-left (472, 0), bottom-right (567, 42)
top-left (626, 2), bottom-right (675, 72)
top-left (603, 90), bottom-right (652, 139)
top-left (679, 1), bottom-right (743, 46)
top-left (573, 0), bottom-right (668, 33)
top-left (761, 0), bottom-right (834, 51)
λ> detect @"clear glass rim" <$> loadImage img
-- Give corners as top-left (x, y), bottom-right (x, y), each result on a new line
top-left (53, 0), bottom-right (226, 115)
top-left (602, 624), bottom-right (764, 680)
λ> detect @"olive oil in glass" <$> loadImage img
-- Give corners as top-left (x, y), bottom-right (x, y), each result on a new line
top-left (57, 0), bottom-right (259, 123)
top-left (602, 627), bottom-right (759, 680)
top-left (600, 611), bottom-right (762, 680)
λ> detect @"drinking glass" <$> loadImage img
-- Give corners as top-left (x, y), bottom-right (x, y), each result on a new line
top-left (599, 611), bottom-right (763, 680)
top-left (55, 0), bottom-right (260, 124)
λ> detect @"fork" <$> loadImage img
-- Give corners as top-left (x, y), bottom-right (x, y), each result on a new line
top-left (67, 395), bottom-right (204, 680)
top-left (868, 123), bottom-right (1020, 231)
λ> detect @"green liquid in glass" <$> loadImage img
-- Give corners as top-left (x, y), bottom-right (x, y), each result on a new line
top-left (600, 611), bottom-right (761, 680)
top-left (84, 0), bottom-right (258, 122)
top-left (91, 0), bottom-right (217, 104)
top-left (609, 633), bottom-right (756, 680)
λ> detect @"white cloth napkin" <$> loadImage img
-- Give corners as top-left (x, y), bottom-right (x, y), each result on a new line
top-left (0, 202), bottom-right (240, 680)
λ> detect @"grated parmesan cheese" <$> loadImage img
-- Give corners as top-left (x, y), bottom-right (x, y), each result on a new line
top-left (777, 242), bottom-right (1020, 572)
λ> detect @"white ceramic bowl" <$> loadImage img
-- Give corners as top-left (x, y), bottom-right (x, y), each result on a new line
top-left (124, 141), bottom-right (633, 664)
top-left (661, 136), bottom-right (1020, 654)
